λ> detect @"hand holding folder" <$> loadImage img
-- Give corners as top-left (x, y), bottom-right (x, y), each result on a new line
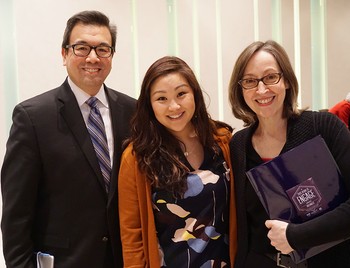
top-left (246, 135), bottom-right (349, 263)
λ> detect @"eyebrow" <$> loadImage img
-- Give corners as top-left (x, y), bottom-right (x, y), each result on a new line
top-left (174, 83), bottom-right (189, 90)
top-left (243, 68), bottom-right (279, 77)
top-left (151, 84), bottom-right (189, 96)
top-left (72, 40), bottom-right (111, 46)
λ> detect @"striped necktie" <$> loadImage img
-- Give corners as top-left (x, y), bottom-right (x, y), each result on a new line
top-left (86, 97), bottom-right (111, 193)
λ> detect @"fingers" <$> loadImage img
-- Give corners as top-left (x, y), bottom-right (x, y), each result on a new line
top-left (265, 219), bottom-right (273, 229)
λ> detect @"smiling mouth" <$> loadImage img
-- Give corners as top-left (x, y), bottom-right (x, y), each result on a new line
top-left (256, 97), bottom-right (274, 104)
top-left (84, 68), bottom-right (100, 73)
top-left (168, 112), bottom-right (184, 119)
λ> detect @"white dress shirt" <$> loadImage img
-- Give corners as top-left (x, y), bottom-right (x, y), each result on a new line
top-left (68, 78), bottom-right (114, 166)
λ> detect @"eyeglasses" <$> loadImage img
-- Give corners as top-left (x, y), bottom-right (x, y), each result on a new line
top-left (65, 44), bottom-right (114, 58)
top-left (238, 73), bottom-right (283, 90)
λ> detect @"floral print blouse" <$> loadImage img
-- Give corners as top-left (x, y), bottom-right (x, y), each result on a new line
top-left (152, 148), bottom-right (231, 267)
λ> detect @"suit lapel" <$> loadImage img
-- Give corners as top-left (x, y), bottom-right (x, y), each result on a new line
top-left (105, 87), bottom-right (120, 202)
top-left (57, 80), bottom-right (108, 196)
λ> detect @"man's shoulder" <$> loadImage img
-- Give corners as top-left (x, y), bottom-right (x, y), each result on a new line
top-left (18, 85), bottom-right (64, 108)
top-left (105, 87), bottom-right (136, 106)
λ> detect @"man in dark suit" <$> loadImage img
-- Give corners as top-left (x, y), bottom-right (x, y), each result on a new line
top-left (1, 10), bottom-right (136, 268)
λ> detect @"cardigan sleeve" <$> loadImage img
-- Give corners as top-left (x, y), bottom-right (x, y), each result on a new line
top-left (118, 145), bottom-right (147, 267)
top-left (216, 128), bottom-right (237, 267)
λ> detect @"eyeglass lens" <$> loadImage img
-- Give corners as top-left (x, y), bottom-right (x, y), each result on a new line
top-left (240, 73), bottom-right (281, 89)
top-left (72, 44), bottom-right (112, 58)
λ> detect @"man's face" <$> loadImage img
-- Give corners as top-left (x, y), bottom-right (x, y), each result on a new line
top-left (62, 22), bottom-right (113, 95)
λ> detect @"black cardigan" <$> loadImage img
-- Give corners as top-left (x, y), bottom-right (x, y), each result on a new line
top-left (230, 111), bottom-right (350, 268)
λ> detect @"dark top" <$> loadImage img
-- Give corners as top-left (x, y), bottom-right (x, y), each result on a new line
top-left (153, 147), bottom-right (230, 267)
top-left (230, 111), bottom-right (350, 268)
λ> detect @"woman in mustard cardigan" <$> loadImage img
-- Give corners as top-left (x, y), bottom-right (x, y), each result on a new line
top-left (118, 56), bottom-right (237, 267)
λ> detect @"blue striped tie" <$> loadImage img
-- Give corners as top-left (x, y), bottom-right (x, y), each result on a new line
top-left (86, 97), bottom-right (111, 192)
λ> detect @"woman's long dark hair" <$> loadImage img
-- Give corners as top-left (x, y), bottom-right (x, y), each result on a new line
top-left (126, 56), bottom-right (232, 196)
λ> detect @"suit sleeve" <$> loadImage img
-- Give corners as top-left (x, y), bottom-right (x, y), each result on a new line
top-left (1, 104), bottom-right (38, 268)
top-left (118, 146), bottom-right (147, 267)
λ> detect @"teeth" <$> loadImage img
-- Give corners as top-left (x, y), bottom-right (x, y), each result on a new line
top-left (257, 97), bottom-right (273, 104)
top-left (169, 113), bottom-right (182, 119)
top-left (85, 68), bottom-right (99, 72)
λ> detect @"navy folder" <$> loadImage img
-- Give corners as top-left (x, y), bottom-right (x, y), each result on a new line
top-left (246, 135), bottom-right (348, 263)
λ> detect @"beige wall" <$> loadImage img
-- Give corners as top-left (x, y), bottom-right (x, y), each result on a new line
top-left (327, 0), bottom-right (350, 105)
top-left (0, 0), bottom-right (349, 266)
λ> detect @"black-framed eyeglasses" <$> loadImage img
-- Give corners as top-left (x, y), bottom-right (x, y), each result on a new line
top-left (238, 73), bottom-right (283, 90)
top-left (65, 44), bottom-right (114, 58)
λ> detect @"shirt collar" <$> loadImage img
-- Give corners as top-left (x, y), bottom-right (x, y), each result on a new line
top-left (68, 77), bottom-right (109, 108)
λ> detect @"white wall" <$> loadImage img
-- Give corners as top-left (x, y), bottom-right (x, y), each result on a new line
top-left (1, 0), bottom-right (350, 267)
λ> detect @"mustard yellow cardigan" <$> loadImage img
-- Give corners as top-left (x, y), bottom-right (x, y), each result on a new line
top-left (118, 128), bottom-right (237, 267)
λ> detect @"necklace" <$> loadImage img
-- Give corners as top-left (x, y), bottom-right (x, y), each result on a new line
top-left (182, 145), bottom-right (194, 157)
top-left (183, 144), bottom-right (196, 157)
top-left (181, 131), bottom-right (198, 157)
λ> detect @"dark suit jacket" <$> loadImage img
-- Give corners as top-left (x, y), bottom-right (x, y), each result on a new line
top-left (1, 79), bottom-right (136, 268)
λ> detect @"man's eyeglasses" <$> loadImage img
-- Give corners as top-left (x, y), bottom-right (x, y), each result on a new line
top-left (238, 73), bottom-right (283, 90)
top-left (65, 44), bottom-right (114, 58)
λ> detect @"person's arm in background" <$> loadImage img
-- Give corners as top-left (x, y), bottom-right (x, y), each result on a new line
top-left (329, 99), bottom-right (350, 128)
top-left (1, 104), bottom-right (39, 268)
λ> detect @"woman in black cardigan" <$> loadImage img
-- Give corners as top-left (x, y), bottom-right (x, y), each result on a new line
top-left (228, 40), bottom-right (350, 268)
